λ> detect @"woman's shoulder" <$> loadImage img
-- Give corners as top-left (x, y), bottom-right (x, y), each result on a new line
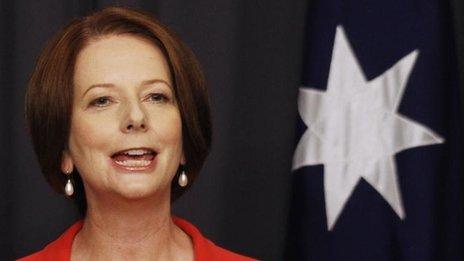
top-left (172, 216), bottom-right (256, 260)
top-left (16, 251), bottom-right (42, 261)
top-left (17, 220), bottom-right (83, 261)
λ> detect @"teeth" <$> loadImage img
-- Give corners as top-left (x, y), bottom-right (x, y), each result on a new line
top-left (121, 149), bottom-right (152, 156)
top-left (114, 159), bottom-right (152, 167)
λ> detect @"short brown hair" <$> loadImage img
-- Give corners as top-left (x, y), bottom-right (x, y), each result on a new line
top-left (24, 6), bottom-right (212, 215)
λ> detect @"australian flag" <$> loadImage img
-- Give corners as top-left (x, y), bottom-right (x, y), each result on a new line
top-left (285, 0), bottom-right (464, 260)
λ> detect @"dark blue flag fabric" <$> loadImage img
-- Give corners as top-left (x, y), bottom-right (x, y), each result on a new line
top-left (286, 0), bottom-right (464, 260)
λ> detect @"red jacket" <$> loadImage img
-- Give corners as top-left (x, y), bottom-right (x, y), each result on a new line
top-left (18, 216), bottom-right (255, 261)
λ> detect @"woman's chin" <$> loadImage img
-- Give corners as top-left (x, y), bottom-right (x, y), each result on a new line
top-left (110, 179), bottom-right (164, 200)
top-left (116, 188), bottom-right (153, 199)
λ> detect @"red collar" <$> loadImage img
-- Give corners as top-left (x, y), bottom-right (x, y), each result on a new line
top-left (18, 216), bottom-right (254, 260)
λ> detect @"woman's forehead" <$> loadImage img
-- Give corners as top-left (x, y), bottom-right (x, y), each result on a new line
top-left (73, 34), bottom-right (172, 94)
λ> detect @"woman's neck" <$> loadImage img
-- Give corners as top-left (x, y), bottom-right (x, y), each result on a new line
top-left (71, 190), bottom-right (193, 260)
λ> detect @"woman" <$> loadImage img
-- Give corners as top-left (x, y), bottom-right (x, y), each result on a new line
top-left (19, 6), bottom-right (254, 261)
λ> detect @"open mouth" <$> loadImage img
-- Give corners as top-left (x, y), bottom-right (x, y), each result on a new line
top-left (110, 148), bottom-right (157, 169)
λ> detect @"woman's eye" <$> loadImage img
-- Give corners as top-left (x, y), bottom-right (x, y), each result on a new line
top-left (148, 93), bottom-right (169, 103)
top-left (90, 96), bottom-right (112, 107)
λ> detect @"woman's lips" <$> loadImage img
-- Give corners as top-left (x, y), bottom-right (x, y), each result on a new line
top-left (109, 153), bottom-right (157, 172)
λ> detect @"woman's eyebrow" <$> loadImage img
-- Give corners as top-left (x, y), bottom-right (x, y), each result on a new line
top-left (82, 79), bottom-right (172, 98)
top-left (141, 79), bottom-right (172, 88)
top-left (82, 83), bottom-right (115, 98)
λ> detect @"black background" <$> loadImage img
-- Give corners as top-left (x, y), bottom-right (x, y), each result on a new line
top-left (1, 1), bottom-right (463, 260)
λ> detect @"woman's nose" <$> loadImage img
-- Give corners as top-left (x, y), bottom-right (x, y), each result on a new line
top-left (121, 100), bottom-right (148, 133)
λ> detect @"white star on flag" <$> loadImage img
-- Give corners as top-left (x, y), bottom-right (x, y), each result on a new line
top-left (292, 26), bottom-right (445, 230)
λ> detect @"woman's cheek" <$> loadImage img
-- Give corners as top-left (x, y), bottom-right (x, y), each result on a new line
top-left (74, 111), bottom-right (118, 144)
top-left (154, 109), bottom-right (183, 141)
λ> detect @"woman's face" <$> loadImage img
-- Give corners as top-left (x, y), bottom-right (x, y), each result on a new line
top-left (62, 34), bottom-right (184, 200)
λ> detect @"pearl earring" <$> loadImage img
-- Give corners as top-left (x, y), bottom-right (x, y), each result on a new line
top-left (64, 169), bottom-right (74, 196)
top-left (178, 169), bottom-right (188, 187)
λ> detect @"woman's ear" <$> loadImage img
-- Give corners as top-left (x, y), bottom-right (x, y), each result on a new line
top-left (180, 153), bottom-right (186, 165)
top-left (61, 150), bottom-right (73, 173)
